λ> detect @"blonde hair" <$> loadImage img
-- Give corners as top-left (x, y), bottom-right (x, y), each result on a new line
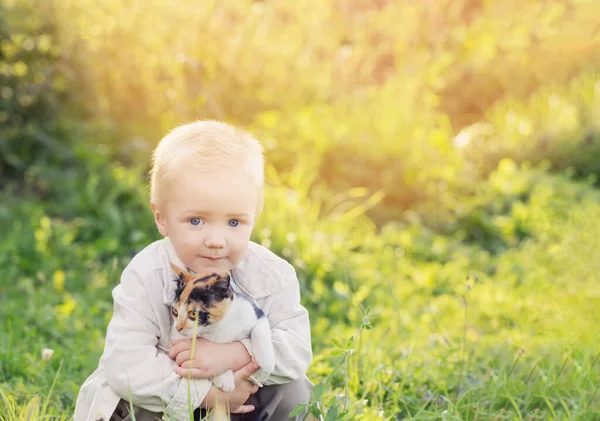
top-left (150, 120), bottom-right (264, 211)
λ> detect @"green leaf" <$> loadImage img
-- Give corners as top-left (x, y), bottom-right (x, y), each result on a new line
top-left (331, 349), bottom-right (345, 356)
top-left (290, 404), bottom-right (306, 417)
top-left (324, 403), bottom-right (339, 421)
top-left (310, 382), bottom-right (325, 402)
top-left (310, 406), bottom-right (322, 419)
top-left (332, 338), bottom-right (344, 348)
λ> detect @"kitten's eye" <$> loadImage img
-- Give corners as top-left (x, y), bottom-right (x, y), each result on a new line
top-left (190, 218), bottom-right (203, 226)
top-left (228, 219), bottom-right (240, 227)
top-left (171, 308), bottom-right (178, 317)
top-left (188, 310), bottom-right (198, 321)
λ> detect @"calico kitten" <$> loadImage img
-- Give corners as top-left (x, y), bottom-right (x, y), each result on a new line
top-left (169, 263), bottom-right (274, 392)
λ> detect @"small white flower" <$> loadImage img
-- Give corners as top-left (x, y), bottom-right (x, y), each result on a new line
top-left (42, 348), bottom-right (54, 361)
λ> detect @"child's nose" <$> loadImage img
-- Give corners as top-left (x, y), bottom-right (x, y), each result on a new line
top-left (204, 228), bottom-right (226, 249)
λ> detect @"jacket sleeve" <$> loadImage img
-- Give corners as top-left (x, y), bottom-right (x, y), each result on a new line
top-left (103, 267), bottom-right (211, 421)
top-left (262, 271), bottom-right (313, 385)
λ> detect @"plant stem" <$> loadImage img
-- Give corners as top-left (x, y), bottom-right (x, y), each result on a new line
top-left (456, 294), bottom-right (468, 399)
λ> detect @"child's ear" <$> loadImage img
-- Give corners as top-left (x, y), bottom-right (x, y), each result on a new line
top-left (151, 201), bottom-right (168, 237)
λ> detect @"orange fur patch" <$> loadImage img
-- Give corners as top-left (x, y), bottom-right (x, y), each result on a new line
top-left (208, 299), bottom-right (231, 322)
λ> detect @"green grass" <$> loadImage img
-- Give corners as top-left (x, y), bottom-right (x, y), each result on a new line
top-left (0, 158), bottom-right (599, 420)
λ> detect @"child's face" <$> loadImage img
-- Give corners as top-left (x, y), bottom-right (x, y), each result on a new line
top-left (151, 166), bottom-right (259, 274)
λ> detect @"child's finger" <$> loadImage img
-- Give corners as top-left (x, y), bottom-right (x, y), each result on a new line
top-left (230, 404), bottom-right (255, 414)
top-left (168, 341), bottom-right (191, 358)
top-left (237, 361), bottom-right (260, 380)
top-left (179, 361), bottom-right (217, 377)
top-left (175, 350), bottom-right (191, 365)
top-left (174, 366), bottom-right (206, 379)
top-left (179, 359), bottom-right (204, 369)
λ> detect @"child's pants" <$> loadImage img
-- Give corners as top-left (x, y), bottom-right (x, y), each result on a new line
top-left (109, 376), bottom-right (314, 421)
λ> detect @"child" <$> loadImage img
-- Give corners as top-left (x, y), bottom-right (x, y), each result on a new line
top-left (74, 121), bottom-right (314, 421)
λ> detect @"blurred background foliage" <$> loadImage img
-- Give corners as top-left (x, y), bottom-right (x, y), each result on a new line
top-left (3, 0), bottom-right (600, 222)
top-left (1, 0), bottom-right (600, 419)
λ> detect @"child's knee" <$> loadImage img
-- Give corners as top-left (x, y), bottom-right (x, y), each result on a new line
top-left (109, 399), bottom-right (163, 421)
top-left (282, 377), bottom-right (312, 410)
top-left (262, 377), bottom-right (314, 420)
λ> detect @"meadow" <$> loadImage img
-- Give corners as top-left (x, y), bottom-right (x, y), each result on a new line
top-left (1, 1), bottom-right (600, 420)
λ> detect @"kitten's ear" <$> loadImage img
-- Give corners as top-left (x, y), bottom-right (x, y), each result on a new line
top-left (213, 273), bottom-right (231, 299)
top-left (216, 273), bottom-right (230, 287)
top-left (170, 263), bottom-right (194, 284)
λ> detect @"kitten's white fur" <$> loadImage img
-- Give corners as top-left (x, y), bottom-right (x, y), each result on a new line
top-left (171, 292), bottom-right (275, 392)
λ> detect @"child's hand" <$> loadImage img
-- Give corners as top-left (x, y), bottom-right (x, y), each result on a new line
top-left (169, 338), bottom-right (221, 378)
top-left (169, 338), bottom-right (251, 379)
top-left (202, 361), bottom-right (261, 414)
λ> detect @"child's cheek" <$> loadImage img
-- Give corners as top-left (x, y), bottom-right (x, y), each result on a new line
top-left (180, 232), bottom-right (202, 249)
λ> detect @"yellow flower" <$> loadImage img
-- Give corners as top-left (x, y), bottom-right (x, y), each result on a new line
top-left (55, 293), bottom-right (76, 318)
top-left (53, 270), bottom-right (65, 292)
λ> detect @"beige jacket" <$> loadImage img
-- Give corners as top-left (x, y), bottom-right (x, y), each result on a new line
top-left (74, 238), bottom-right (312, 421)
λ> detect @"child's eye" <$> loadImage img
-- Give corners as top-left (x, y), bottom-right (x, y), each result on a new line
top-left (171, 308), bottom-right (178, 317)
top-left (228, 219), bottom-right (240, 227)
top-left (190, 218), bottom-right (203, 226)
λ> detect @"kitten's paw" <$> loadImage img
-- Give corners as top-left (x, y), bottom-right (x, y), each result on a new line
top-left (253, 352), bottom-right (275, 376)
top-left (212, 370), bottom-right (235, 392)
top-left (253, 352), bottom-right (275, 384)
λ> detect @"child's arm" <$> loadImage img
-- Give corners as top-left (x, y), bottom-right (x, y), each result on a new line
top-left (259, 274), bottom-right (312, 385)
top-left (240, 263), bottom-right (312, 385)
top-left (103, 267), bottom-right (211, 420)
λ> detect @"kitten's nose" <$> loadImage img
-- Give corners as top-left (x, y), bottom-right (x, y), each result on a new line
top-left (176, 326), bottom-right (183, 332)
